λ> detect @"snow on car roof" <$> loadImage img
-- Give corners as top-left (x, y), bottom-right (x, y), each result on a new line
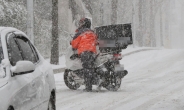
top-left (0, 27), bottom-right (7, 32)
top-left (0, 27), bottom-right (19, 32)
top-left (0, 27), bottom-right (28, 38)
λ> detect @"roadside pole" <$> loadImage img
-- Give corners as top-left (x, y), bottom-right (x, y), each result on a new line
top-left (132, 0), bottom-right (136, 48)
top-left (27, 0), bottom-right (34, 44)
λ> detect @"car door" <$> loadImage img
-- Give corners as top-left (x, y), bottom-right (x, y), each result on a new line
top-left (28, 41), bottom-right (50, 110)
top-left (6, 33), bottom-right (36, 110)
top-left (14, 35), bottom-right (50, 109)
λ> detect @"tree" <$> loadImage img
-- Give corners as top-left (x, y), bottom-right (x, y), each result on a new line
top-left (50, 0), bottom-right (59, 64)
top-left (0, 0), bottom-right (27, 32)
top-left (27, 0), bottom-right (34, 44)
top-left (33, 0), bottom-right (52, 58)
top-left (138, 0), bottom-right (143, 46)
top-left (111, 0), bottom-right (118, 24)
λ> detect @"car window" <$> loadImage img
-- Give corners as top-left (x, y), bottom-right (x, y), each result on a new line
top-left (29, 42), bottom-right (39, 62)
top-left (7, 34), bottom-right (23, 66)
top-left (0, 37), bottom-right (5, 78)
top-left (0, 38), bottom-right (3, 64)
top-left (15, 37), bottom-right (37, 64)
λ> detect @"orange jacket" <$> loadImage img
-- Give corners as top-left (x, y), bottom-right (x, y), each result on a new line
top-left (71, 29), bottom-right (97, 55)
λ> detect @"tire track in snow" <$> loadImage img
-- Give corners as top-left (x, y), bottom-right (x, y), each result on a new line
top-left (56, 89), bottom-right (83, 99)
top-left (57, 91), bottom-right (125, 110)
top-left (56, 91), bottom-right (102, 110)
top-left (56, 89), bottom-right (87, 104)
top-left (122, 51), bottom-right (184, 84)
top-left (57, 71), bottom-right (182, 110)
top-left (132, 79), bottom-right (184, 110)
top-left (103, 51), bottom-right (184, 110)
top-left (103, 51), bottom-right (182, 109)
top-left (104, 75), bottom-right (184, 110)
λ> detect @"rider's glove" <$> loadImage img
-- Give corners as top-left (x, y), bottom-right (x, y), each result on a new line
top-left (72, 48), bottom-right (76, 51)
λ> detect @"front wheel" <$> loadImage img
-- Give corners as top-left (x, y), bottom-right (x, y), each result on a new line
top-left (48, 94), bottom-right (55, 110)
top-left (64, 69), bottom-right (80, 90)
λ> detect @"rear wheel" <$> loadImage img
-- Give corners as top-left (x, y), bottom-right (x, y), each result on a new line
top-left (7, 106), bottom-right (14, 110)
top-left (64, 69), bottom-right (80, 90)
top-left (104, 74), bottom-right (122, 91)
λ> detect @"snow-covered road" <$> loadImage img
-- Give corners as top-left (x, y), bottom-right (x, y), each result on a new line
top-left (55, 49), bottom-right (184, 110)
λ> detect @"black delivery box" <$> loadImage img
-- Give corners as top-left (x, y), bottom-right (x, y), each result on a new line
top-left (95, 23), bottom-right (133, 53)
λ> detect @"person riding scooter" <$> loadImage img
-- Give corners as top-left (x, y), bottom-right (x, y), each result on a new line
top-left (70, 18), bottom-right (97, 92)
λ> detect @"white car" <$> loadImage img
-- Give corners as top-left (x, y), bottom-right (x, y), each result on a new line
top-left (0, 27), bottom-right (56, 110)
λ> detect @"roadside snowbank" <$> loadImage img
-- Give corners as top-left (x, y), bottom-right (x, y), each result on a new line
top-left (46, 56), bottom-right (66, 70)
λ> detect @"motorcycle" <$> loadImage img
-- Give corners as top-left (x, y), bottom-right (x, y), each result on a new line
top-left (64, 46), bottom-right (128, 91)
top-left (64, 23), bottom-right (132, 91)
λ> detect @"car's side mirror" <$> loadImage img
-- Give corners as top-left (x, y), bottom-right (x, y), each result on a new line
top-left (11, 61), bottom-right (35, 76)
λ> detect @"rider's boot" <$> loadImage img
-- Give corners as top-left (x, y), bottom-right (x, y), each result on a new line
top-left (83, 82), bottom-right (92, 92)
top-left (96, 85), bottom-right (102, 92)
top-left (83, 71), bottom-right (93, 92)
top-left (96, 77), bottom-right (105, 92)
top-left (83, 88), bottom-right (92, 92)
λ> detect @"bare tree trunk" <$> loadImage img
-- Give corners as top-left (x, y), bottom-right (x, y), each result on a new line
top-left (150, 0), bottom-right (155, 47)
top-left (142, 0), bottom-right (146, 46)
top-left (111, 0), bottom-right (118, 24)
top-left (132, 0), bottom-right (136, 48)
top-left (100, 3), bottom-right (104, 26)
top-left (160, 7), bottom-right (163, 47)
top-left (150, 0), bottom-right (154, 47)
top-left (27, 0), bottom-right (34, 44)
top-left (138, 0), bottom-right (143, 46)
top-left (50, 0), bottom-right (59, 65)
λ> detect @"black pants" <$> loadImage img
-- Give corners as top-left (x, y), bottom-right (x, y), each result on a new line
top-left (80, 51), bottom-right (96, 90)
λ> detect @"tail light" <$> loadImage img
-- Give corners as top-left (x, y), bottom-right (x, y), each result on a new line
top-left (113, 54), bottom-right (122, 60)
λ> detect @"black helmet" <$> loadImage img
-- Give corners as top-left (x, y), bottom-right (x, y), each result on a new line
top-left (78, 18), bottom-right (91, 29)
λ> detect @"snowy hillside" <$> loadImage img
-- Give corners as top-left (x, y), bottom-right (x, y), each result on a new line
top-left (55, 48), bottom-right (184, 110)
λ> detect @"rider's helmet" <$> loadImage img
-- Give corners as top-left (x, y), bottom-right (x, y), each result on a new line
top-left (78, 18), bottom-right (91, 29)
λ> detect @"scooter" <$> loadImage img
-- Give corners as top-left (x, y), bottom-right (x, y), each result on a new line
top-left (64, 47), bottom-right (128, 91)
top-left (64, 23), bottom-right (132, 91)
